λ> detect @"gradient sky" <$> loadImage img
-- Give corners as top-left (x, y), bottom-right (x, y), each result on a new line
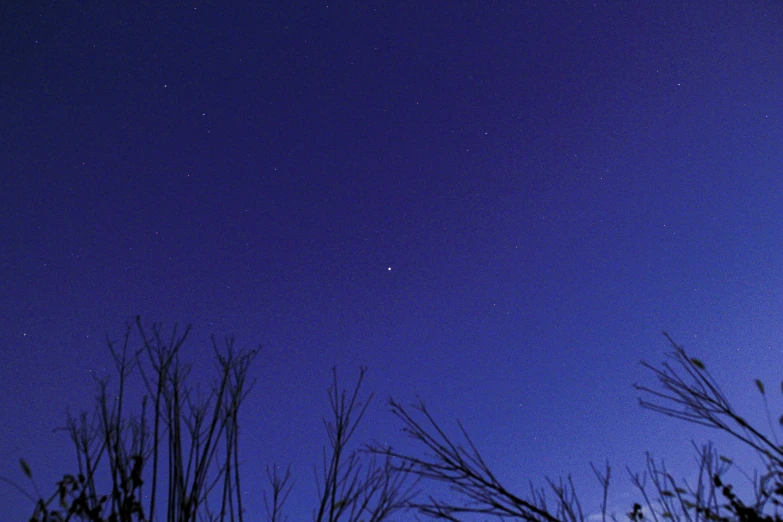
top-left (3, 2), bottom-right (783, 521)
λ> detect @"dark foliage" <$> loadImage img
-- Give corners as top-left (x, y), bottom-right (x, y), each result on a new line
top-left (6, 326), bottom-right (783, 522)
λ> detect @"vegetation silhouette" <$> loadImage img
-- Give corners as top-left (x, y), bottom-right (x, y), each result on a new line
top-left (6, 324), bottom-right (783, 522)
top-left (4, 318), bottom-right (415, 522)
top-left (368, 332), bottom-right (783, 522)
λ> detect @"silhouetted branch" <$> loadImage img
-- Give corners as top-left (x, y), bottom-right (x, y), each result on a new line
top-left (635, 333), bottom-right (783, 466)
top-left (12, 318), bottom-right (260, 522)
top-left (635, 333), bottom-right (783, 522)
top-left (313, 367), bottom-right (418, 522)
top-left (263, 464), bottom-right (293, 522)
top-left (371, 398), bottom-right (584, 522)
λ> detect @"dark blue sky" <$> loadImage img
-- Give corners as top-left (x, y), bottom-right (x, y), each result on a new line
top-left (3, 2), bottom-right (783, 520)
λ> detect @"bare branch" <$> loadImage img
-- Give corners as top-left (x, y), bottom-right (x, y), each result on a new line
top-left (371, 398), bottom-right (581, 522)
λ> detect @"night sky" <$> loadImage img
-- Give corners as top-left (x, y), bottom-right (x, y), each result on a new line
top-left (3, 2), bottom-right (783, 520)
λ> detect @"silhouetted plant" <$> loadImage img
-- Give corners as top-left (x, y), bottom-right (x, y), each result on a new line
top-left (312, 367), bottom-right (418, 522)
top-left (371, 396), bottom-right (588, 522)
top-left (261, 464), bottom-right (293, 522)
top-left (368, 333), bottom-right (783, 522)
top-left (7, 317), bottom-right (259, 522)
top-left (258, 367), bottom-right (419, 522)
top-left (632, 333), bottom-right (783, 522)
top-left (12, 325), bottom-right (783, 522)
top-left (5, 320), bottom-right (416, 522)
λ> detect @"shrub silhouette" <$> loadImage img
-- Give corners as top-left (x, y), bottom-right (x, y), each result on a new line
top-left (367, 333), bottom-right (783, 522)
top-left (5, 318), bottom-right (414, 522)
top-left (7, 326), bottom-right (783, 522)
